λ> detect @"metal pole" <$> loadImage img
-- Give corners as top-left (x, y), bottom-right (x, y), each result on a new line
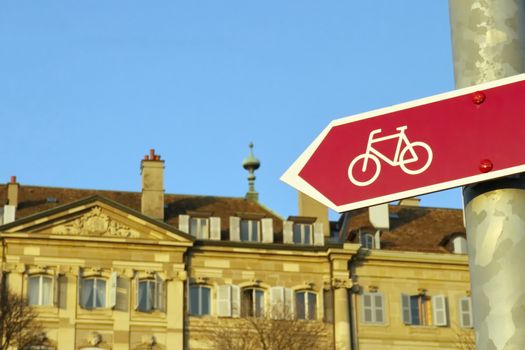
top-left (449, 1), bottom-right (525, 348)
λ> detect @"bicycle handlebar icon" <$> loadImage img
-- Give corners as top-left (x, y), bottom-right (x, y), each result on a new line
top-left (348, 126), bottom-right (433, 187)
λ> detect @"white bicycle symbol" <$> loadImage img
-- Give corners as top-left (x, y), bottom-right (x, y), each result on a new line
top-left (348, 126), bottom-right (433, 187)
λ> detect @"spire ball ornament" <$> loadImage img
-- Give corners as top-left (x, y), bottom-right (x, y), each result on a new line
top-left (243, 143), bottom-right (260, 201)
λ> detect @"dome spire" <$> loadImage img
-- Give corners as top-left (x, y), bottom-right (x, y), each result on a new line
top-left (242, 142), bottom-right (260, 201)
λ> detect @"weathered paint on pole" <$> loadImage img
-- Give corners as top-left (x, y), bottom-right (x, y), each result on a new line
top-left (449, 1), bottom-right (525, 348)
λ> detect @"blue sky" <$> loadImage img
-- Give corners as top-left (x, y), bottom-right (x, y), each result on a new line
top-left (0, 1), bottom-right (461, 219)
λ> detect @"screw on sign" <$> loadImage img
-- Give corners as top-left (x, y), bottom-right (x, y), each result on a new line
top-left (281, 73), bottom-right (525, 212)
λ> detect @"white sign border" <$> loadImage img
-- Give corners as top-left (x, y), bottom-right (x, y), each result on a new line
top-left (281, 73), bottom-right (525, 212)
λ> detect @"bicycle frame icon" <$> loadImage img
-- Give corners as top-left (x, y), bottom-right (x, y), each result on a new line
top-left (348, 126), bottom-right (433, 187)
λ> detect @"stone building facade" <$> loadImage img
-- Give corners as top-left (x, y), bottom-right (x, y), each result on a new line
top-left (0, 150), bottom-right (473, 349)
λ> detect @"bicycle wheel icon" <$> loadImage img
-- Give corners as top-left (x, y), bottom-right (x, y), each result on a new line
top-left (348, 154), bottom-right (381, 187)
top-left (399, 142), bottom-right (433, 175)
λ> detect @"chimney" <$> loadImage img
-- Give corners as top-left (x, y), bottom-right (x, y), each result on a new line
top-left (141, 149), bottom-right (165, 220)
top-left (7, 176), bottom-right (19, 208)
top-left (298, 192), bottom-right (330, 237)
top-left (398, 197), bottom-right (421, 207)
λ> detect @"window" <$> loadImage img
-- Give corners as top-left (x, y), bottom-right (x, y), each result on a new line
top-left (28, 275), bottom-right (53, 306)
top-left (190, 217), bottom-right (209, 239)
top-left (362, 292), bottom-right (385, 324)
top-left (137, 275), bottom-right (165, 312)
top-left (240, 220), bottom-right (260, 242)
top-left (453, 236), bottom-right (468, 254)
top-left (401, 293), bottom-right (448, 326)
top-left (81, 278), bottom-right (107, 309)
top-left (190, 285), bottom-right (211, 316)
top-left (242, 288), bottom-right (264, 317)
top-left (296, 291), bottom-right (317, 320)
top-left (360, 232), bottom-right (375, 249)
top-left (459, 297), bottom-right (473, 328)
top-left (293, 223), bottom-right (312, 245)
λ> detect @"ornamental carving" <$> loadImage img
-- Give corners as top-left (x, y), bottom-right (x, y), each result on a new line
top-left (53, 207), bottom-right (140, 238)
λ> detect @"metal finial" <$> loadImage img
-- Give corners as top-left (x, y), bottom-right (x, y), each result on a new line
top-left (242, 142), bottom-right (260, 201)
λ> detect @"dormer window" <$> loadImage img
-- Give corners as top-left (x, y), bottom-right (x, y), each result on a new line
top-left (360, 232), bottom-right (375, 249)
top-left (179, 213), bottom-right (221, 240)
top-left (190, 217), bottom-right (209, 239)
top-left (229, 215), bottom-right (273, 243)
top-left (293, 223), bottom-right (312, 245)
top-left (283, 216), bottom-right (324, 246)
top-left (240, 219), bottom-right (260, 242)
top-left (453, 236), bottom-right (468, 254)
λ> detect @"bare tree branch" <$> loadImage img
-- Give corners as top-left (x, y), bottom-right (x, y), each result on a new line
top-left (0, 281), bottom-right (47, 350)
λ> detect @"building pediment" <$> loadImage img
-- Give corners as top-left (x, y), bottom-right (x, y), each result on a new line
top-left (0, 195), bottom-right (194, 245)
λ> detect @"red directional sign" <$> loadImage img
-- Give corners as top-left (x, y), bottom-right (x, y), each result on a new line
top-left (281, 73), bottom-right (525, 212)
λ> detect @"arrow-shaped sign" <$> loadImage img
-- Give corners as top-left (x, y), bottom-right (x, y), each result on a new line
top-left (282, 73), bottom-right (525, 212)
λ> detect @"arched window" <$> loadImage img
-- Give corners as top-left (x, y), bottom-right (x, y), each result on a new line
top-left (189, 285), bottom-right (211, 316)
top-left (28, 275), bottom-right (53, 306)
top-left (241, 288), bottom-right (264, 317)
top-left (295, 291), bottom-right (317, 320)
top-left (81, 278), bottom-right (107, 309)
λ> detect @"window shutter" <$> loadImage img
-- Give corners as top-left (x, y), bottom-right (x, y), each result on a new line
top-left (261, 218), bottom-right (274, 243)
top-left (134, 275), bottom-right (139, 310)
top-left (231, 285), bottom-right (240, 317)
top-left (284, 287), bottom-right (294, 317)
top-left (432, 295), bottom-right (448, 326)
top-left (362, 293), bottom-right (373, 323)
top-left (270, 286), bottom-right (284, 318)
top-left (210, 217), bottom-right (221, 240)
top-left (283, 221), bottom-right (293, 244)
top-left (179, 214), bottom-right (190, 234)
top-left (229, 217), bottom-right (241, 241)
top-left (313, 223), bottom-right (324, 246)
top-left (323, 289), bottom-right (334, 323)
top-left (156, 274), bottom-right (166, 312)
top-left (217, 285), bottom-right (232, 317)
top-left (53, 274), bottom-right (60, 307)
top-left (401, 294), bottom-right (412, 324)
top-left (109, 272), bottom-right (117, 308)
top-left (78, 273), bottom-right (84, 308)
top-left (374, 293), bottom-right (384, 323)
top-left (374, 231), bottom-right (381, 250)
top-left (115, 277), bottom-right (129, 311)
top-left (459, 297), bottom-right (473, 328)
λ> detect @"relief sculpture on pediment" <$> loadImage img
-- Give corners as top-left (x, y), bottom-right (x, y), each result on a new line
top-left (52, 207), bottom-right (140, 238)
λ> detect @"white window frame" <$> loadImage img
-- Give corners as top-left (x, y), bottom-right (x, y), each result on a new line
top-left (401, 293), bottom-right (448, 326)
top-left (241, 287), bottom-right (265, 317)
top-left (360, 232), bottom-right (375, 249)
top-left (293, 223), bottom-right (313, 245)
top-left (240, 219), bottom-right (261, 242)
top-left (28, 275), bottom-right (53, 306)
top-left (189, 285), bottom-right (211, 316)
top-left (136, 274), bottom-right (165, 312)
top-left (459, 296), bottom-right (473, 328)
top-left (190, 217), bottom-right (210, 239)
top-left (295, 290), bottom-right (317, 320)
top-left (81, 277), bottom-right (107, 309)
top-left (362, 292), bottom-right (385, 324)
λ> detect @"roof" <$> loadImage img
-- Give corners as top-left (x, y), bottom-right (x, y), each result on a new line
top-left (0, 184), bottom-right (283, 234)
top-left (343, 203), bottom-right (465, 253)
